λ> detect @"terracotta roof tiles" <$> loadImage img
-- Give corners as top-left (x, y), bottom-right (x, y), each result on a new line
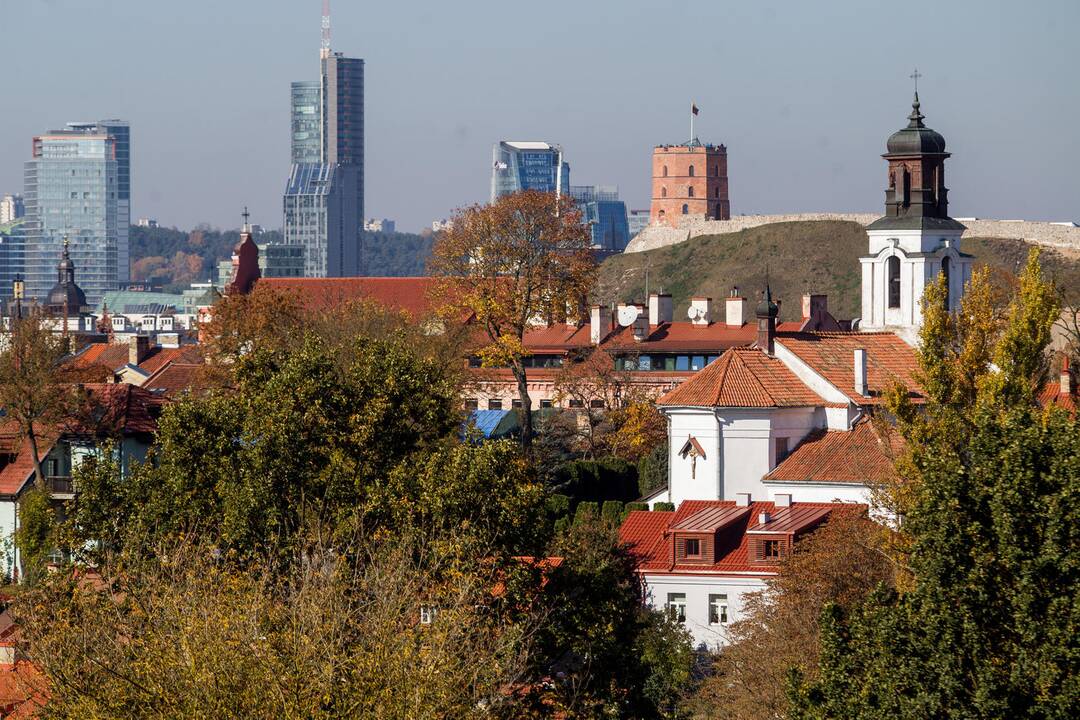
top-left (258, 277), bottom-right (446, 319)
top-left (764, 418), bottom-right (901, 485)
top-left (776, 332), bottom-right (923, 404)
top-left (656, 347), bottom-right (826, 408)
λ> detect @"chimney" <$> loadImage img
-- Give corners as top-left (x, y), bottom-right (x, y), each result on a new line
top-left (590, 305), bottom-right (612, 345)
top-left (755, 288), bottom-right (778, 355)
top-left (758, 511), bottom-right (772, 525)
top-left (648, 293), bottom-right (673, 325)
top-left (1063, 357), bottom-right (1077, 395)
top-left (129, 335), bottom-right (150, 366)
top-left (774, 493), bottom-right (792, 508)
top-left (689, 297), bottom-right (712, 326)
top-left (735, 492), bottom-right (751, 507)
top-left (633, 305), bottom-right (650, 342)
top-left (854, 348), bottom-right (868, 396)
top-left (725, 287), bottom-right (747, 327)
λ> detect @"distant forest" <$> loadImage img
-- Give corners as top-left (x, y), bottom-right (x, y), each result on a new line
top-left (130, 225), bottom-right (435, 292)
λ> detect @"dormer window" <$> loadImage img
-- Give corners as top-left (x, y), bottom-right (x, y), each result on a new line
top-left (763, 540), bottom-right (782, 560)
top-left (685, 538), bottom-right (700, 557)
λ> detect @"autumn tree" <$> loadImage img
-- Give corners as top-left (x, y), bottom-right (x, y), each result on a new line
top-left (551, 348), bottom-right (631, 457)
top-left (688, 512), bottom-right (894, 720)
top-left (790, 249), bottom-right (1080, 719)
top-left (429, 190), bottom-right (596, 446)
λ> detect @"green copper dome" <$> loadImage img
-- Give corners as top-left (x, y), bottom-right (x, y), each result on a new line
top-left (886, 93), bottom-right (947, 155)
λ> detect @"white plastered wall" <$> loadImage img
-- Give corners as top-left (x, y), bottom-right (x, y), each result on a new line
top-left (642, 573), bottom-right (769, 650)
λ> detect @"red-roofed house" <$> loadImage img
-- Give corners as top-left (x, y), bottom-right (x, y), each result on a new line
top-left (0, 384), bottom-right (160, 578)
top-left (620, 497), bottom-right (859, 648)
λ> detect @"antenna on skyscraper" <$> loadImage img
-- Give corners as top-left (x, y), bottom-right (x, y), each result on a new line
top-left (321, 0), bottom-right (332, 58)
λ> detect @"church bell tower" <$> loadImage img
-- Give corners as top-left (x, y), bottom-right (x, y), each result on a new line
top-left (860, 82), bottom-right (972, 344)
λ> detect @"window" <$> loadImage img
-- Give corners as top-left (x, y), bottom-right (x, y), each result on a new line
top-left (687, 186), bottom-right (694, 198)
top-left (666, 593), bottom-right (687, 623)
top-left (763, 540), bottom-right (783, 560)
top-left (661, 187), bottom-right (667, 198)
top-left (709, 594), bottom-right (729, 625)
top-left (691, 356), bottom-right (706, 371)
top-left (887, 255), bottom-right (901, 309)
top-left (685, 538), bottom-right (701, 557)
top-left (467, 356), bottom-right (482, 368)
top-left (675, 355), bottom-right (690, 371)
top-left (420, 605), bottom-right (437, 625)
top-left (589, 399), bottom-right (605, 409)
top-left (540, 399), bottom-right (553, 409)
top-left (775, 437), bottom-right (789, 463)
top-left (711, 165), bottom-right (718, 177)
top-left (46, 458), bottom-right (59, 477)
top-left (662, 165), bottom-right (668, 177)
top-left (487, 399), bottom-right (502, 410)
top-left (941, 256), bottom-right (952, 308)
top-left (714, 187), bottom-right (720, 198)
top-left (682, 204), bottom-right (689, 214)
top-left (688, 165), bottom-right (695, 177)
top-left (511, 398), bottom-right (523, 409)
top-left (568, 399), bottom-right (584, 408)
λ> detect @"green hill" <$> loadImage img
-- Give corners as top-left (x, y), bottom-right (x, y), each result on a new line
top-left (597, 221), bottom-right (1080, 322)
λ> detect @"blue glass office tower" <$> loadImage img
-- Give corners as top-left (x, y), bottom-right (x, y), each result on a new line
top-left (491, 142), bottom-right (570, 202)
top-left (23, 121), bottom-right (130, 307)
top-left (569, 185), bottom-right (630, 252)
top-left (284, 52), bottom-right (364, 277)
top-left (0, 219), bottom-right (27, 304)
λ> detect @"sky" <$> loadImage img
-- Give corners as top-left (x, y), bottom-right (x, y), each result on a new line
top-left (2, 0), bottom-right (1077, 234)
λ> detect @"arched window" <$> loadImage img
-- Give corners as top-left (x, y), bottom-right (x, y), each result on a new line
top-left (711, 165), bottom-right (718, 176)
top-left (662, 166), bottom-right (668, 177)
top-left (941, 256), bottom-right (952, 308)
top-left (688, 165), bottom-right (695, 177)
top-left (714, 187), bottom-right (719, 198)
top-left (688, 186), bottom-right (694, 198)
top-left (887, 256), bottom-right (901, 309)
top-left (682, 204), bottom-right (689, 214)
top-left (661, 187), bottom-right (667, 198)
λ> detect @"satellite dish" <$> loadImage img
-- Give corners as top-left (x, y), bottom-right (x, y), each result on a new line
top-left (687, 306), bottom-right (703, 321)
top-left (617, 305), bottom-right (640, 327)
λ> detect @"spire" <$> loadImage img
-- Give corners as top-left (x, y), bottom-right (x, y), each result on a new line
top-left (241, 206), bottom-right (252, 235)
top-left (907, 68), bottom-right (925, 128)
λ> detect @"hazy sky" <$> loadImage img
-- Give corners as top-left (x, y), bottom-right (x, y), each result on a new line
top-left (2, 0), bottom-right (1077, 233)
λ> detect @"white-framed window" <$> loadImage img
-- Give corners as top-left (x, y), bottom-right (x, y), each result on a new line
top-left (666, 593), bottom-right (686, 623)
top-left (709, 593), bottom-right (728, 625)
top-left (419, 605), bottom-right (437, 625)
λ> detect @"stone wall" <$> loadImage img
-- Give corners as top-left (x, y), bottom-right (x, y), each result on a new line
top-left (625, 213), bottom-right (1080, 255)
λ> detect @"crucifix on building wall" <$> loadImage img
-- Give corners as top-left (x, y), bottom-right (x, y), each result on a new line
top-left (679, 436), bottom-right (706, 480)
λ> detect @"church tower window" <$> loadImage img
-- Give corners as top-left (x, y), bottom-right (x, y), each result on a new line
top-left (887, 256), bottom-right (901, 309)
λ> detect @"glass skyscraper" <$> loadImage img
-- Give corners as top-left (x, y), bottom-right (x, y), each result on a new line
top-left (570, 185), bottom-right (631, 252)
top-left (23, 120), bottom-right (130, 307)
top-left (290, 81), bottom-right (322, 164)
top-left (0, 218), bottom-right (27, 304)
top-left (283, 52), bottom-right (364, 277)
top-left (491, 141), bottom-right (571, 202)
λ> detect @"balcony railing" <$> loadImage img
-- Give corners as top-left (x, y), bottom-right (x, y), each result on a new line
top-left (45, 476), bottom-right (74, 495)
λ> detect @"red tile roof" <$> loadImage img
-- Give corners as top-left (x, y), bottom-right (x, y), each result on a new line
top-left (258, 277), bottom-right (447, 319)
top-left (522, 324), bottom-right (594, 351)
top-left (776, 332), bottom-right (923, 404)
top-left (71, 384), bottom-right (159, 437)
top-left (69, 343), bottom-right (202, 376)
top-left (143, 362), bottom-right (206, 397)
top-left (746, 505), bottom-right (832, 534)
top-left (0, 437), bottom-right (56, 496)
top-left (0, 660), bottom-right (45, 719)
top-left (621, 500), bottom-right (852, 576)
top-left (656, 347), bottom-right (826, 408)
top-left (604, 321), bottom-right (756, 353)
top-left (764, 417), bottom-right (900, 485)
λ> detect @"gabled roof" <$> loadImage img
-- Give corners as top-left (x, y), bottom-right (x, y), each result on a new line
top-left (72, 384), bottom-right (159, 436)
top-left (142, 362), bottom-right (206, 397)
top-left (656, 347), bottom-right (826, 408)
top-left (670, 505), bottom-right (748, 533)
top-left (621, 500), bottom-right (849, 575)
top-left (0, 437), bottom-right (56, 496)
top-left (776, 332), bottom-right (923, 404)
top-left (69, 343), bottom-right (202, 376)
top-left (764, 417), bottom-right (900, 485)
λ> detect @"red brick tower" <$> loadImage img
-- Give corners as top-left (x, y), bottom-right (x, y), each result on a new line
top-left (650, 141), bottom-right (729, 226)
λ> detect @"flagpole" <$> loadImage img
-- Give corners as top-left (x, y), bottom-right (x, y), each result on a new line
top-left (690, 102), bottom-right (694, 142)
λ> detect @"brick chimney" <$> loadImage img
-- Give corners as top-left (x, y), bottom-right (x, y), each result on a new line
top-left (129, 335), bottom-right (151, 366)
top-left (648, 293), bottom-right (673, 325)
top-left (725, 287), bottom-right (747, 327)
top-left (802, 293), bottom-right (827, 321)
top-left (590, 305), bottom-right (612, 345)
top-left (1063, 357), bottom-right (1077, 395)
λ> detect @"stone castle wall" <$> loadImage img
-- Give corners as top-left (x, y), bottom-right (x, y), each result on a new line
top-left (625, 213), bottom-right (1080, 254)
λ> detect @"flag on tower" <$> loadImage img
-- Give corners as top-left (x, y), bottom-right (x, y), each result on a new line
top-left (692, 103), bottom-right (700, 116)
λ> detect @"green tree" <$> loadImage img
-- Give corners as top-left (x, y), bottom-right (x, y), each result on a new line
top-left (790, 248), bottom-right (1078, 719)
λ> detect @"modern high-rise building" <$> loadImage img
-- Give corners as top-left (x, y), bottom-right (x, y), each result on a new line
top-left (569, 185), bottom-right (630, 252)
top-left (23, 120), bottom-right (131, 307)
top-left (282, 6), bottom-right (364, 278)
top-left (0, 219), bottom-right (27, 304)
top-left (290, 80), bottom-right (322, 164)
top-left (491, 141), bottom-right (570, 202)
top-left (0, 194), bottom-right (24, 224)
